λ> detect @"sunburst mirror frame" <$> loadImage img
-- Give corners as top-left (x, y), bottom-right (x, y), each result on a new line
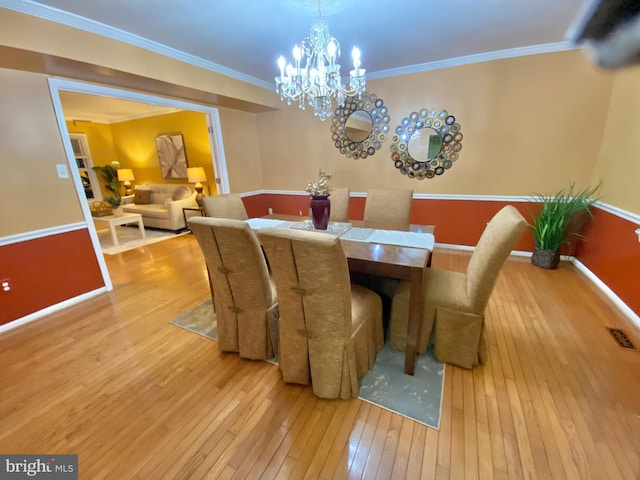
top-left (390, 108), bottom-right (463, 180)
top-left (330, 91), bottom-right (391, 159)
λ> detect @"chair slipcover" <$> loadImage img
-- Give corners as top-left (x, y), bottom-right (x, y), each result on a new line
top-left (363, 188), bottom-right (414, 231)
top-left (258, 227), bottom-right (383, 399)
top-left (202, 193), bottom-right (249, 220)
top-left (189, 217), bottom-right (277, 360)
top-left (330, 187), bottom-right (350, 223)
top-left (389, 205), bottom-right (528, 368)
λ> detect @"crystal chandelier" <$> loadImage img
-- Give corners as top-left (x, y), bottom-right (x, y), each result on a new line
top-left (275, 1), bottom-right (366, 121)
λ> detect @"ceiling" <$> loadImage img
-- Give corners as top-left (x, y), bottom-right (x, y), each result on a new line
top-left (8, 0), bottom-right (589, 122)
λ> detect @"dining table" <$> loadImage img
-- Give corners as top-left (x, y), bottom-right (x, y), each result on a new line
top-left (247, 214), bottom-right (435, 376)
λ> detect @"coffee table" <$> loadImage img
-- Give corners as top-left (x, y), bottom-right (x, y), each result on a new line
top-left (93, 213), bottom-right (146, 247)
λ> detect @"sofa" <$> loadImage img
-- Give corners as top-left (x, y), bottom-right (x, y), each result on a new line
top-left (122, 183), bottom-right (203, 231)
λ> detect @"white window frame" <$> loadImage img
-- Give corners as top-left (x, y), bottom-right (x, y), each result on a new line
top-left (69, 133), bottom-right (102, 202)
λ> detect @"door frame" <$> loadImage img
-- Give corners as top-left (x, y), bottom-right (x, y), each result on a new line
top-left (48, 77), bottom-right (230, 291)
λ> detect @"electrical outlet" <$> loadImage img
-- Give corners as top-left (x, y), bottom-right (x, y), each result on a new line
top-left (636, 228), bottom-right (640, 243)
top-left (268, 207), bottom-right (273, 215)
top-left (1, 279), bottom-right (10, 292)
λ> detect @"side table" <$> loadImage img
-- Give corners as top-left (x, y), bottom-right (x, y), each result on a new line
top-left (183, 206), bottom-right (205, 231)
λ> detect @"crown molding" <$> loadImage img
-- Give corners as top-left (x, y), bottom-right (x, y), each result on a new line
top-left (1, 0), bottom-right (273, 91)
top-left (3, 1), bottom-right (582, 88)
top-left (368, 42), bottom-right (580, 80)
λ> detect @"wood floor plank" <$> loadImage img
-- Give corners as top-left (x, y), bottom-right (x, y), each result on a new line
top-left (1, 238), bottom-right (638, 479)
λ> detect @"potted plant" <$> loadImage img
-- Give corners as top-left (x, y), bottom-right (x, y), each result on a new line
top-left (528, 182), bottom-right (601, 269)
top-left (306, 169), bottom-right (333, 230)
top-left (93, 161), bottom-right (123, 215)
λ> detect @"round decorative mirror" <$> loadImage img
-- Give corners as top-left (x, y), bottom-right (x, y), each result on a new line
top-left (330, 91), bottom-right (391, 159)
top-left (390, 108), bottom-right (463, 179)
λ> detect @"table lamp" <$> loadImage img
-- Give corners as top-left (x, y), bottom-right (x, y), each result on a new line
top-left (187, 167), bottom-right (207, 206)
top-left (117, 168), bottom-right (135, 196)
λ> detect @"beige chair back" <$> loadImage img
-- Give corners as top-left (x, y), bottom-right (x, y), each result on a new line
top-left (202, 193), bottom-right (248, 220)
top-left (389, 205), bottom-right (528, 368)
top-left (363, 188), bottom-right (413, 231)
top-left (330, 187), bottom-right (350, 223)
top-left (259, 227), bottom-right (375, 399)
top-left (466, 205), bottom-right (529, 312)
top-left (188, 216), bottom-right (276, 360)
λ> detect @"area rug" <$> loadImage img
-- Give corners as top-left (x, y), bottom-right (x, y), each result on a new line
top-left (170, 300), bottom-right (444, 429)
top-left (97, 225), bottom-right (187, 255)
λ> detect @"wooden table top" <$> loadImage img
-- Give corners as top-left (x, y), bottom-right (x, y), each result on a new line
top-left (262, 214), bottom-right (433, 275)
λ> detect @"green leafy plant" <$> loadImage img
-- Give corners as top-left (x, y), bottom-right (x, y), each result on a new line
top-left (528, 182), bottom-right (601, 252)
top-left (93, 161), bottom-right (122, 208)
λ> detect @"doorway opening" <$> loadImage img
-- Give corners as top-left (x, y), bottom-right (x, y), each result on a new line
top-left (48, 78), bottom-right (229, 291)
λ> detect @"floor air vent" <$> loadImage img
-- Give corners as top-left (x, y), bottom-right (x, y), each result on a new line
top-left (607, 328), bottom-right (636, 350)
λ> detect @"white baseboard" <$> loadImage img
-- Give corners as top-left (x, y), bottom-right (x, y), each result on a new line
top-left (570, 258), bottom-right (640, 329)
top-left (435, 244), bottom-right (639, 328)
top-left (0, 287), bottom-right (107, 334)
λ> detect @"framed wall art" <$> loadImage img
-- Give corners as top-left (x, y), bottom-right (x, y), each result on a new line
top-left (156, 133), bottom-right (188, 178)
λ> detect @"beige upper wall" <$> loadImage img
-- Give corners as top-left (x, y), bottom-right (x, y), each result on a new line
top-left (0, 11), bottom-right (636, 238)
top-left (0, 9), bottom-right (280, 112)
top-left (258, 50), bottom-right (615, 197)
top-left (592, 66), bottom-right (640, 213)
top-left (0, 68), bottom-right (84, 236)
top-left (217, 106), bottom-right (263, 193)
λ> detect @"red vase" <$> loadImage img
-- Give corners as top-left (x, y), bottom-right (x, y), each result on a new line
top-left (310, 195), bottom-right (331, 230)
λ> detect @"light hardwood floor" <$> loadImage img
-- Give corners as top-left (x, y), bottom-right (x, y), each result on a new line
top-left (1, 234), bottom-right (639, 479)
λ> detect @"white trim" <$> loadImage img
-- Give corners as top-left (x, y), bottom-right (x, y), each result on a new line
top-left (565, 0), bottom-right (601, 42)
top-left (238, 190), bottom-right (264, 198)
top-left (570, 258), bottom-right (640, 329)
top-left (594, 201), bottom-right (640, 225)
top-left (0, 287), bottom-right (107, 334)
top-left (47, 78), bottom-right (231, 291)
top-left (205, 111), bottom-right (230, 194)
top-left (244, 191), bottom-right (640, 221)
top-left (0, 222), bottom-right (86, 246)
top-left (436, 243), bottom-right (639, 327)
top-left (368, 42), bottom-right (580, 80)
top-left (1, 0), bottom-right (581, 87)
top-left (1, 0), bottom-right (272, 91)
top-left (48, 79), bottom-right (112, 291)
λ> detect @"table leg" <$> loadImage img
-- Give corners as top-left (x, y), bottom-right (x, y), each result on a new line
top-left (404, 266), bottom-right (427, 375)
top-left (109, 223), bottom-right (119, 247)
top-left (138, 219), bottom-right (146, 240)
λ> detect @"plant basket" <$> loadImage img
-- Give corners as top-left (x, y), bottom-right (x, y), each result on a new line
top-left (531, 247), bottom-right (560, 270)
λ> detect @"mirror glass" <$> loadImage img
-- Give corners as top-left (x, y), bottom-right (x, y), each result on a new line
top-left (345, 110), bottom-right (373, 142)
top-left (330, 91), bottom-right (390, 159)
top-left (390, 108), bottom-right (463, 180)
top-left (407, 127), bottom-right (442, 162)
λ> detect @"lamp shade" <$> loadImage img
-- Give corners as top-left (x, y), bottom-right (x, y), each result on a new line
top-left (187, 167), bottom-right (207, 183)
top-left (117, 169), bottom-right (135, 181)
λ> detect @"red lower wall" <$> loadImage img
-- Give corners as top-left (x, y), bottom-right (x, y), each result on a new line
top-left (575, 209), bottom-right (639, 315)
top-left (243, 194), bottom-right (536, 251)
top-left (243, 193), bottom-right (638, 318)
top-left (0, 229), bottom-right (104, 326)
top-left (3, 197), bottom-right (636, 327)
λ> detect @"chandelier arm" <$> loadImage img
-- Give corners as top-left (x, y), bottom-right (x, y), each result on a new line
top-left (274, 3), bottom-right (366, 120)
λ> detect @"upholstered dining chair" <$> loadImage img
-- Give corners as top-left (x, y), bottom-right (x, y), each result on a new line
top-left (188, 216), bottom-right (277, 360)
top-left (258, 227), bottom-right (384, 399)
top-left (329, 187), bottom-right (350, 223)
top-left (388, 205), bottom-right (528, 369)
top-left (363, 188), bottom-right (414, 231)
top-left (202, 193), bottom-right (248, 220)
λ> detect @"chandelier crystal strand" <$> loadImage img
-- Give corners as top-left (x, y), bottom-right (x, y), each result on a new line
top-left (275, 2), bottom-right (366, 121)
